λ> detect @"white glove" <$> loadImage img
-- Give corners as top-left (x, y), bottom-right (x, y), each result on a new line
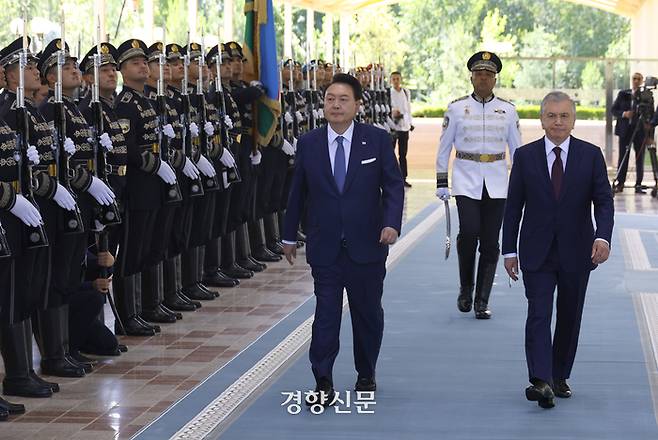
top-left (88, 176), bottom-right (116, 206)
top-left (189, 122), bottom-right (200, 138)
top-left (53, 183), bottom-right (76, 211)
top-left (284, 112), bottom-right (294, 124)
top-left (157, 161), bottom-right (177, 184)
top-left (26, 145), bottom-right (40, 165)
top-left (99, 132), bottom-right (113, 151)
top-left (182, 157), bottom-right (201, 179)
top-left (64, 137), bottom-right (76, 155)
top-left (318, 109), bottom-right (324, 119)
top-left (250, 150), bottom-right (262, 165)
top-left (224, 115), bottom-right (234, 129)
top-left (386, 105), bottom-right (391, 113)
top-left (295, 111), bottom-right (304, 122)
top-left (281, 139), bottom-right (295, 156)
top-left (436, 188), bottom-right (451, 200)
top-left (196, 155), bottom-right (216, 177)
top-left (374, 104), bottom-right (382, 113)
top-left (219, 149), bottom-right (236, 167)
top-left (163, 123), bottom-right (176, 139)
top-left (292, 138), bottom-right (298, 152)
top-left (204, 121), bottom-right (215, 136)
top-left (250, 80), bottom-right (263, 88)
top-left (10, 194), bottom-right (42, 227)
top-left (312, 109), bottom-right (319, 120)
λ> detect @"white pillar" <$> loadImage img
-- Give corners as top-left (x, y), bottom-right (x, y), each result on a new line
top-left (223, 0), bottom-right (234, 41)
top-left (306, 9), bottom-right (314, 60)
top-left (143, 0), bottom-right (153, 43)
top-left (324, 13), bottom-right (333, 63)
top-left (187, 0), bottom-right (197, 41)
top-left (339, 14), bottom-right (350, 71)
top-left (630, 0), bottom-right (658, 75)
top-left (284, 3), bottom-right (292, 59)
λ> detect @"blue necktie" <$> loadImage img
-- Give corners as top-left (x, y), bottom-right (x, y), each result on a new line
top-left (334, 135), bottom-right (346, 193)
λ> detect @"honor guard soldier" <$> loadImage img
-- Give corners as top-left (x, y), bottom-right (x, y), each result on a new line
top-left (0, 55), bottom-right (46, 413)
top-left (0, 38), bottom-right (64, 399)
top-left (435, 51), bottom-right (521, 319)
top-left (163, 42), bottom-right (217, 303)
top-left (202, 43), bottom-right (241, 288)
top-left (38, 37), bottom-right (117, 377)
top-left (226, 41), bottom-right (280, 270)
top-left (113, 39), bottom-right (178, 336)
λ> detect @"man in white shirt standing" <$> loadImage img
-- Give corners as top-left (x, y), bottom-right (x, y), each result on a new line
top-left (390, 71), bottom-right (413, 187)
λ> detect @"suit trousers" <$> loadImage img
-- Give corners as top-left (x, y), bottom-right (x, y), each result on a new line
top-left (309, 247), bottom-right (386, 383)
top-left (522, 241), bottom-right (590, 384)
top-left (616, 132), bottom-right (645, 186)
top-left (392, 130), bottom-right (409, 179)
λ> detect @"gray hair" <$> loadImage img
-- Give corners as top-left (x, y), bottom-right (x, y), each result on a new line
top-left (540, 91), bottom-right (576, 116)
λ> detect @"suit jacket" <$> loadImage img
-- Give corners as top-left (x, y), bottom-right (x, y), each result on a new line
top-left (502, 136), bottom-right (614, 273)
top-left (611, 89), bottom-right (644, 139)
top-left (283, 121), bottom-right (404, 266)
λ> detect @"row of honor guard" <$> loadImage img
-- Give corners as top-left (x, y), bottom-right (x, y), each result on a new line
top-left (0, 32), bottom-right (398, 419)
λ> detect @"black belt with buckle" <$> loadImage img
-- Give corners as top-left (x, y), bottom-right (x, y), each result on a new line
top-left (108, 164), bottom-right (127, 176)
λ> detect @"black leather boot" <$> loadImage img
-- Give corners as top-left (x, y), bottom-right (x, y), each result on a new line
top-left (134, 273), bottom-right (161, 332)
top-left (163, 257), bottom-right (197, 312)
top-left (198, 246), bottom-right (219, 298)
top-left (264, 212), bottom-right (285, 255)
top-left (456, 234), bottom-right (477, 313)
top-left (474, 259), bottom-right (497, 320)
top-left (203, 238), bottom-right (239, 287)
top-left (222, 230), bottom-right (254, 278)
top-left (238, 222), bottom-right (267, 270)
top-left (1, 320), bottom-right (53, 398)
top-left (36, 307), bottom-right (86, 378)
top-left (0, 396), bottom-right (25, 415)
top-left (59, 305), bottom-right (95, 373)
top-left (181, 248), bottom-right (215, 301)
top-left (249, 219), bottom-right (280, 263)
top-left (113, 274), bottom-right (157, 336)
top-left (176, 255), bottom-right (202, 308)
top-left (22, 320), bottom-right (59, 393)
top-left (141, 264), bottom-right (177, 323)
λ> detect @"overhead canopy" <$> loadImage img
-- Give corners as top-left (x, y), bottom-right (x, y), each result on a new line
top-left (282, 0), bottom-right (641, 17)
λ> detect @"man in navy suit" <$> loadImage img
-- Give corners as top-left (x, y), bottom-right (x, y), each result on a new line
top-left (283, 74), bottom-right (404, 403)
top-left (502, 91), bottom-right (614, 409)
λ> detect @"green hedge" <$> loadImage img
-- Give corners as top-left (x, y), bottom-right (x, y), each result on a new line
top-left (412, 104), bottom-right (605, 120)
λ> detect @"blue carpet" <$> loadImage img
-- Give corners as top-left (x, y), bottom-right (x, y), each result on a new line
top-left (216, 209), bottom-right (658, 439)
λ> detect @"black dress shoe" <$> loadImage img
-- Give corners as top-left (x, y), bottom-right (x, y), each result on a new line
top-left (30, 370), bottom-right (59, 393)
top-left (474, 301), bottom-right (492, 319)
top-left (135, 316), bottom-right (160, 333)
top-left (553, 379), bottom-right (572, 398)
top-left (267, 241), bottom-right (285, 255)
top-left (525, 381), bottom-right (555, 409)
top-left (403, 181), bottom-right (412, 188)
top-left (65, 354), bottom-right (94, 373)
top-left (181, 284), bottom-right (216, 301)
top-left (222, 263), bottom-right (254, 279)
top-left (3, 377), bottom-right (53, 398)
top-left (178, 291), bottom-right (202, 309)
top-left (635, 186), bottom-right (647, 194)
top-left (252, 248), bottom-right (280, 263)
top-left (203, 271), bottom-right (239, 287)
top-left (355, 377), bottom-right (377, 392)
top-left (118, 344), bottom-right (128, 352)
top-left (41, 358), bottom-right (86, 378)
top-left (0, 396), bottom-right (26, 414)
top-left (116, 317), bottom-right (156, 336)
top-left (614, 184), bottom-right (624, 193)
top-left (305, 377), bottom-right (335, 407)
top-left (0, 407), bottom-right (7, 421)
top-left (164, 295), bottom-right (198, 312)
top-left (160, 304), bottom-right (183, 320)
top-left (141, 308), bottom-right (177, 324)
top-left (237, 257), bottom-right (266, 272)
top-left (196, 282), bottom-right (219, 298)
top-left (457, 286), bottom-right (473, 313)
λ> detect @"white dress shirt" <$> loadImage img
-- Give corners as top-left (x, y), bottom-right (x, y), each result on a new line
top-left (390, 87), bottom-right (412, 131)
top-left (327, 121), bottom-right (354, 175)
top-left (503, 135), bottom-right (608, 259)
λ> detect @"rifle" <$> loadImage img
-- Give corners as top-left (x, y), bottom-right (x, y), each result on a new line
top-left (279, 61), bottom-right (295, 170)
top-left (89, 36), bottom-right (121, 227)
top-left (181, 35), bottom-right (204, 198)
top-left (196, 36), bottom-right (220, 192)
top-left (158, 35), bottom-right (183, 204)
top-left (53, 30), bottom-right (84, 234)
top-left (213, 49), bottom-right (241, 187)
top-left (15, 32), bottom-right (48, 249)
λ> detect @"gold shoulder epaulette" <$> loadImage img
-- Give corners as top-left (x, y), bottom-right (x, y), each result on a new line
top-left (450, 95), bottom-right (469, 105)
top-left (496, 96), bottom-right (515, 106)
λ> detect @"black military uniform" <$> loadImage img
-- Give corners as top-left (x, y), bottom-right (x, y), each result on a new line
top-left (113, 39), bottom-right (171, 336)
top-left (37, 38), bottom-right (102, 378)
top-left (202, 44), bottom-right (241, 288)
top-left (226, 41), bottom-right (279, 271)
top-left (0, 37), bottom-right (62, 398)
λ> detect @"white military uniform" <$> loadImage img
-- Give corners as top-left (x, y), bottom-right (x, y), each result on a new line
top-left (436, 93), bottom-right (521, 199)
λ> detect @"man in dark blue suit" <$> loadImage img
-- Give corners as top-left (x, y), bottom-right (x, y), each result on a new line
top-left (502, 91), bottom-right (614, 409)
top-left (283, 74), bottom-right (404, 403)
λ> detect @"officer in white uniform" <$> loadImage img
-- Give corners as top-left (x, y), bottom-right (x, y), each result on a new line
top-left (435, 51), bottom-right (521, 319)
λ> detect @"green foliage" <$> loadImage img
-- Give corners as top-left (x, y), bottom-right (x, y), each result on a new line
top-left (412, 103), bottom-right (606, 120)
